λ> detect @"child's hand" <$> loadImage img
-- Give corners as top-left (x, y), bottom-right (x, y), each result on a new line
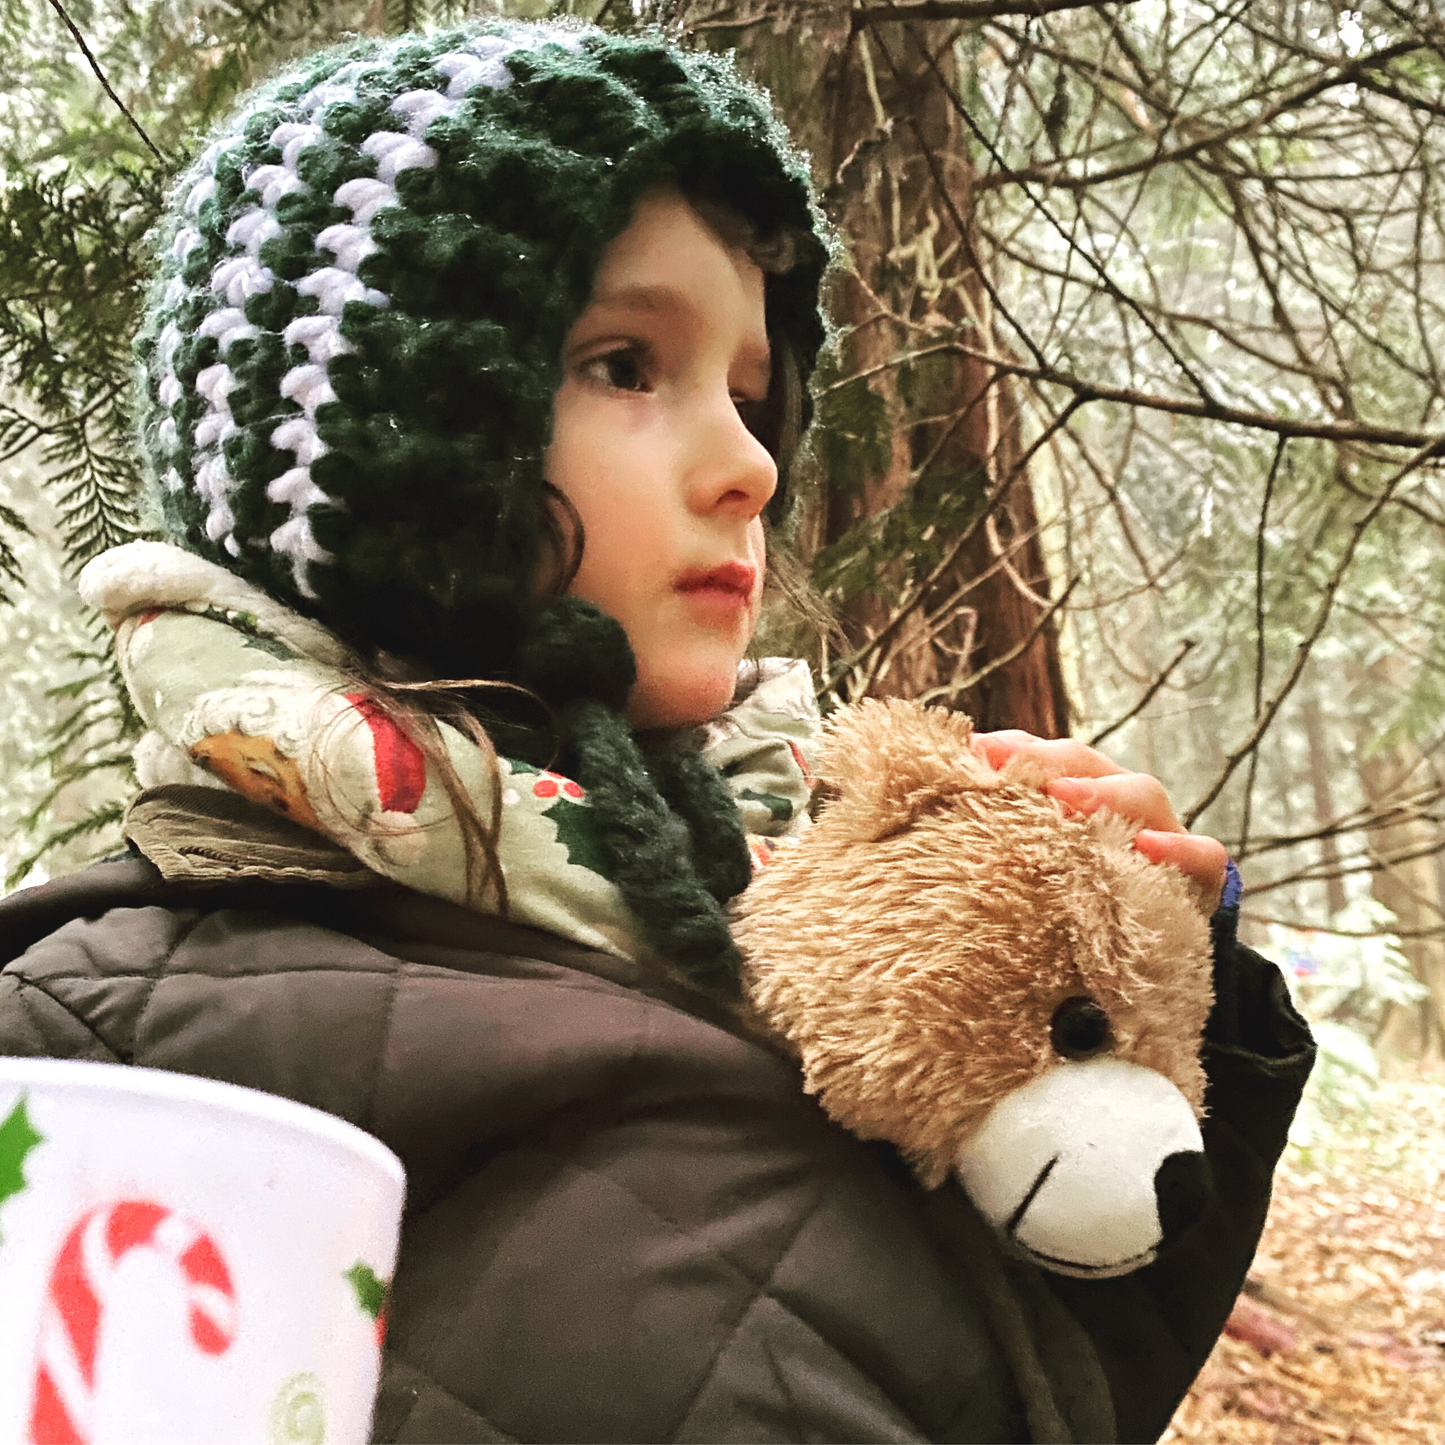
top-left (972, 730), bottom-right (1228, 915)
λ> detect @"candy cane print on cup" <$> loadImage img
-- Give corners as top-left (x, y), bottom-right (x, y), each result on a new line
top-left (0, 1059), bottom-right (405, 1445)
top-left (29, 1200), bottom-right (237, 1445)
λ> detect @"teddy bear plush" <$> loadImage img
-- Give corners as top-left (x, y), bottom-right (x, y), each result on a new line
top-left (732, 698), bottom-right (1217, 1280)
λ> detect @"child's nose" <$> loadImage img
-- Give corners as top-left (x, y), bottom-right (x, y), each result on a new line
top-left (692, 392), bottom-right (777, 519)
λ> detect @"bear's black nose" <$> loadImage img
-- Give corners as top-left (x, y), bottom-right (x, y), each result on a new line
top-left (1154, 1150), bottom-right (1213, 1241)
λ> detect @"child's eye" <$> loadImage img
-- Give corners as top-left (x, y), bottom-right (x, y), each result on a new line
top-left (583, 346), bottom-right (650, 394)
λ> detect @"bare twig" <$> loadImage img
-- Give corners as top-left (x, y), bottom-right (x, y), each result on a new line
top-left (943, 343), bottom-right (1445, 450)
top-left (1184, 437), bottom-right (1442, 828)
top-left (915, 574), bottom-right (1080, 705)
top-left (1244, 912), bottom-right (1445, 941)
top-left (1088, 638), bottom-right (1195, 746)
top-left (1239, 436), bottom-right (1288, 857)
top-left (44, 0), bottom-right (165, 164)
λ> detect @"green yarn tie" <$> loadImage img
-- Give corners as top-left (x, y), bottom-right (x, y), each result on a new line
top-left (565, 699), bottom-right (744, 989)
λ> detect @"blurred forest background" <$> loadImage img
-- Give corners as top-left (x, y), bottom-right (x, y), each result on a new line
top-left (4, 1), bottom-right (1445, 1432)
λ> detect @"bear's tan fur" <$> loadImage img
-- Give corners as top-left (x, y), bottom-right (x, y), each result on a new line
top-left (733, 699), bottom-right (1215, 1189)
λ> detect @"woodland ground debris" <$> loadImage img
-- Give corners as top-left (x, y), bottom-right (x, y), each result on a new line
top-left (1165, 1065), bottom-right (1445, 1444)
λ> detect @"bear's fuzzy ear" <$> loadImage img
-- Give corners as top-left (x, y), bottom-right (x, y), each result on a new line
top-left (817, 698), bottom-right (1007, 841)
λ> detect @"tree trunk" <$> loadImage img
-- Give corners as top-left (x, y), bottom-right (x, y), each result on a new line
top-left (711, 5), bottom-right (1069, 735)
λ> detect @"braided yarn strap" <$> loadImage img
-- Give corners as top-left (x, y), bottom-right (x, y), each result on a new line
top-left (566, 699), bottom-right (743, 988)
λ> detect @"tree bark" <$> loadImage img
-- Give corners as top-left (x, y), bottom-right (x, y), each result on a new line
top-left (708, 3), bottom-right (1070, 735)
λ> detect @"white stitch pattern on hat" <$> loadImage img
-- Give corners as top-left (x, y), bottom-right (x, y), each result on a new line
top-left (244, 164), bottom-right (308, 210)
top-left (158, 28), bottom-right (581, 590)
top-left (316, 223), bottom-right (376, 272)
top-left (226, 209), bottom-right (282, 255)
top-left (282, 314), bottom-right (355, 366)
top-left (391, 90), bottom-right (454, 138)
top-left (171, 227), bottom-right (203, 262)
top-left (210, 255), bottom-right (275, 307)
top-left (270, 417), bottom-right (328, 467)
top-left (295, 267), bottom-right (388, 315)
top-left (174, 108), bottom-right (336, 571)
top-left (185, 176), bottom-right (216, 215)
top-left (197, 307), bottom-right (260, 357)
top-left (194, 452), bottom-right (240, 555)
top-left (436, 51), bottom-right (513, 98)
top-left (332, 177), bottom-right (396, 228)
top-left (360, 131), bottom-right (438, 185)
top-left (278, 364), bottom-right (338, 416)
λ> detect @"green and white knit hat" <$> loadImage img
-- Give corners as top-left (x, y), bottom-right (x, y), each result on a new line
top-left (136, 20), bottom-right (829, 683)
top-left (135, 21), bottom-right (832, 987)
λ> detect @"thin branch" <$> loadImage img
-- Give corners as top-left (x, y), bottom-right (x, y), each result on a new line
top-left (44, 0), bottom-right (165, 164)
top-left (1238, 784), bottom-right (1445, 859)
top-left (1242, 912), bottom-right (1445, 942)
top-left (1088, 638), bottom-right (1195, 746)
top-left (972, 36), bottom-right (1434, 193)
top-left (1245, 836), bottom-right (1445, 899)
top-left (914, 574), bottom-right (1080, 705)
top-left (1184, 438), bottom-right (1444, 828)
top-left (890, 21), bottom-right (1216, 401)
top-left (1238, 436), bottom-right (1287, 857)
top-left (947, 343), bottom-right (1445, 449)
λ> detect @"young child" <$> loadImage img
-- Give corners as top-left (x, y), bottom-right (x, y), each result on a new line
top-left (0, 21), bottom-right (1312, 1443)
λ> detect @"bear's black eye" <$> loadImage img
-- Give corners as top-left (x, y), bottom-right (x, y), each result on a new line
top-left (1050, 996), bottom-right (1112, 1060)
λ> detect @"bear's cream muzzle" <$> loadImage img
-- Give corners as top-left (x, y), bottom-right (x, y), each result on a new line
top-left (954, 1056), bottom-right (1210, 1279)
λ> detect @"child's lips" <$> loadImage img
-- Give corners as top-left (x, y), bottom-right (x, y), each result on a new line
top-left (674, 562), bottom-right (757, 612)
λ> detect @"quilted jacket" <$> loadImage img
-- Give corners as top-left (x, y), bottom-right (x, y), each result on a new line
top-left (0, 786), bottom-right (1314, 1444)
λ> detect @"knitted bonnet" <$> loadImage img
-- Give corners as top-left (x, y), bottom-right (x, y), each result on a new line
top-left (134, 20), bottom-right (831, 985)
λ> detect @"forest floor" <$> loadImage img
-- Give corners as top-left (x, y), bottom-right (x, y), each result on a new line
top-left (1164, 1064), bottom-right (1445, 1444)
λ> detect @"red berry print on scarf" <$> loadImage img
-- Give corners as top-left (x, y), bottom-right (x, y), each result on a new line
top-left (787, 739), bottom-right (814, 787)
top-left (532, 774), bottom-right (586, 803)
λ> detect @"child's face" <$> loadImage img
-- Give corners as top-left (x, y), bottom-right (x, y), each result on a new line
top-left (546, 189), bottom-right (777, 729)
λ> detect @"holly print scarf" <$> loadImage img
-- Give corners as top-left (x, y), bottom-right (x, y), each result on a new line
top-left (80, 542), bottom-right (821, 960)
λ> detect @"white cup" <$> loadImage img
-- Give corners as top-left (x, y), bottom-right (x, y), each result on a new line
top-left (0, 1058), bottom-right (404, 1445)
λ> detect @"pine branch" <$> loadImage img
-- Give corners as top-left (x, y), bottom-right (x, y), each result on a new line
top-left (7, 800), bottom-right (127, 889)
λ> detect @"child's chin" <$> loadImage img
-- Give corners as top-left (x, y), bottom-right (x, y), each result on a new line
top-left (626, 659), bottom-right (743, 731)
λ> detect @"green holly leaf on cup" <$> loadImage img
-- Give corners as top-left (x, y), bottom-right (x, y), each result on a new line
top-left (346, 1260), bottom-right (391, 1348)
top-left (345, 1261), bottom-right (387, 1319)
top-left (0, 1094), bottom-right (43, 1238)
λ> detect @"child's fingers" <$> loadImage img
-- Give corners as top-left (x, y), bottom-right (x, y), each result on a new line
top-left (973, 730), bottom-right (1127, 780)
top-left (975, 729), bottom-right (1228, 910)
top-left (1046, 772), bottom-right (1183, 834)
top-left (1133, 829), bottom-right (1229, 913)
